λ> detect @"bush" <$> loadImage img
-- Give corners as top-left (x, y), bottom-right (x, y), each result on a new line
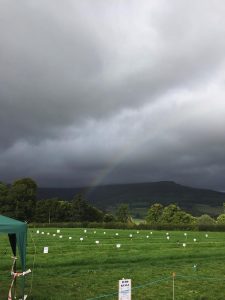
top-left (197, 214), bottom-right (216, 225)
top-left (103, 213), bottom-right (115, 223)
top-left (217, 214), bottom-right (225, 224)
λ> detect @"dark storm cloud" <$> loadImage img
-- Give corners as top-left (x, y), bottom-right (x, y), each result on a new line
top-left (1, 0), bottom-right (225, 189)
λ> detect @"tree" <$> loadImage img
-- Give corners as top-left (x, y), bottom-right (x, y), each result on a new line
top-left (85, 206), bottom-right (104, 222)
top-left (146, 203), bottom-right (163, 224)
top-left (176, 210), bottom-right (195, 224)
top-left (9, 177), bottom-right (37, 221)
top-left (0, 181), bottom-right (9, 198)
top-left (54, 200), bottom-right (71, 222)
top-left (70, 193), bottom-right (104, 222)
top-left (160, 204), bottom-right (194, 224)
top-left (0, 182), bottom-right (13, 217)
top-left (70, 194), bottom-right (89, 222)
top-left (160, 204), bottom-right (180, 224)
top-left (116, 204), bottom-right (131, 223)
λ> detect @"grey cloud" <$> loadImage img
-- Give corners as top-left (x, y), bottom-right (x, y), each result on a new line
top-left (1, 1), bottom-right (225, 189)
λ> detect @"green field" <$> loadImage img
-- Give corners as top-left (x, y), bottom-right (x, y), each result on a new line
top-left (1, 228), bottom-right (225, 299)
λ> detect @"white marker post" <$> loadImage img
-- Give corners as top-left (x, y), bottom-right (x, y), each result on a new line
top-left (119, 279), bottom-right (131, 300)
top-left (172, 273), bottom-right (176, 300)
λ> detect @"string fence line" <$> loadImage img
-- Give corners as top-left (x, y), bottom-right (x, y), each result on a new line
top-left (86, 273), bottom-right (225, 300)
top-left (27, 229), bottom-right (37, 298)
top-left (86, 276), bottom-right (172, 300)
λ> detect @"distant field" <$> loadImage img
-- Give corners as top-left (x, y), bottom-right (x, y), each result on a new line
top-left (1, 228), bottom-right (225, 299)
top-left (193, 204), bottom-right (223, 216)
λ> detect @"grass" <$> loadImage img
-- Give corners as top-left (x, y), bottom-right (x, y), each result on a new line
top-left (1, 228), bottom-right (225, 299)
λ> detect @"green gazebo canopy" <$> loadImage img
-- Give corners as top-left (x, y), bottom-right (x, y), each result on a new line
top-left (0, 215), bottom-right (27, 271)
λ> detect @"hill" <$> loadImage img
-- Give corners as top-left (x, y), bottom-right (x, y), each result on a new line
top-left (37, 181), bottom-right (225, 217)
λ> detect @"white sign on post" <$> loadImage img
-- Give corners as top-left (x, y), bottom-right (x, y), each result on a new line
top-left (43, 247), bottom-right (49, 254)
top-left (119, 279), bottom-right (131, 300)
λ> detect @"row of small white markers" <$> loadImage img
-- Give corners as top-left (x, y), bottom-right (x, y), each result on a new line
top-left (36, 230), bottom-right (210, 255)
top-left (36, 230), bottom-right (209, 241)
top-left (36, 229), bottom-right (150, 253)
top-left (36, 230), bottom-right (72, 239)
top-left (42, 242), bottom-right (122, 253)
top-left (36, 229), bottom-right (152, 238)
top-left (165, 232), bottom-right (208, 242)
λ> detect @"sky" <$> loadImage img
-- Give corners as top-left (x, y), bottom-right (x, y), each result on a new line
top-left (1, 0), bottom-right (225, 190)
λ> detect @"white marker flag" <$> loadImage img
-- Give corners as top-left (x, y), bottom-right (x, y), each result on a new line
top-left (119, 279), bottom-right (131, 300)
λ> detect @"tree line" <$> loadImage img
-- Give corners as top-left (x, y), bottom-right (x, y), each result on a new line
top-left (1, 177), bottom-right (225, 226)
top-left (0, 178), bottom-right (130, 223)
top-left (146, 203), bottom-right (220, 226)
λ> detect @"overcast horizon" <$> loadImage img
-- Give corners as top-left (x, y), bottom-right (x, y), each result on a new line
top-left (1, 1), bottom-right (225, 191)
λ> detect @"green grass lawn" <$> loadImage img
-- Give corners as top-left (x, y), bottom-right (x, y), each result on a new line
top-left (1, 228), bottom-right (225, 299)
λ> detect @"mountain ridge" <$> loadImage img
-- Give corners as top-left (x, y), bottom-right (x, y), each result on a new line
top-left (37, 181), bottom-right (225, 217)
